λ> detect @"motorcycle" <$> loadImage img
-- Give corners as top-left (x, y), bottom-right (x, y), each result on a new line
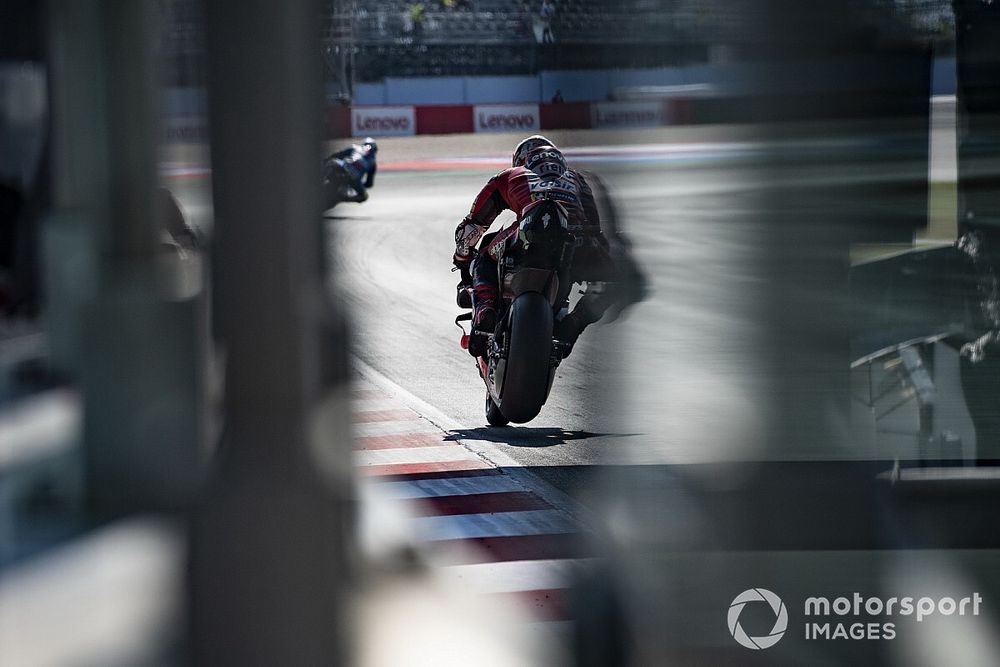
top-left (321, 156), bottom-right (358, 210)
top-left (456, 198), bottom-right (576, 426)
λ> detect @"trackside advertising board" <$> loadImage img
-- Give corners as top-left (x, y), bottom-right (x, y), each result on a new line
top-left (474, 104), bottom-right (541, 133)
top-left (351, 106), bottom-right (416, 136)
top-left (591, 100), bottom-right (665, 128)
top-left (163, 115), bottom-right (208, 143)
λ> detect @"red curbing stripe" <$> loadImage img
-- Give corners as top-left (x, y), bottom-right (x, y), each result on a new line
top-left (361, 458), bottom-right (494, 478)
top-left (352, 408), bottom-right (419, 423)
top-left (410, 491), bottom-right (552, 517)
top-left (354, 433), bottom-right (453, 450)
top-left (429, 533), bottom-right (584, 564)
top-left (492, 588), bottom-right (572, 622)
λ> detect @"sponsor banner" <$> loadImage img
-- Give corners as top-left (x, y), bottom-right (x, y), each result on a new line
top-left (352, 106), bottom-right (416, 136)
top-left (474, 104), bottom-right (540, 133)
top-left (163, 115), bottom-right (208, 143)
top-left (591, 100), bottom-right (665, 128)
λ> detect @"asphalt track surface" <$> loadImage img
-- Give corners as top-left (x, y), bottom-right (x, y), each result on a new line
top-left (337, 167), bottom-right (624, 501)
top-left (167, 113), bottom-right (956, 506)
top-left (333, 129), bottom-right (794, 479)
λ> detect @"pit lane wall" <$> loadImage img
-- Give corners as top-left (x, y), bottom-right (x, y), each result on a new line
top-left (331, 99), bottom-right (690, 138)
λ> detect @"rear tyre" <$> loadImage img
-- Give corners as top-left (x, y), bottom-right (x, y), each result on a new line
top-left (323, 171), bottom-right (348, 211)
top-left (498, 291), bottom-right (553, 423)
top-left (485, 394), bottom-right (509, 427)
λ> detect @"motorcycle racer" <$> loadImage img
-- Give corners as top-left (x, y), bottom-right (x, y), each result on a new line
top-left (453, 135), bottom-right (645, 357)
top-left (325, 136), bottom-right (377, 203)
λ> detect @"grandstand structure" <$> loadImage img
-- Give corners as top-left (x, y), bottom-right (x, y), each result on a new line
top-left (327, 0), bottom-right (726, 81)
top-left (323, 0), bottom-right (953, 81)
top-left (160, 1), bottom-right (953, 91)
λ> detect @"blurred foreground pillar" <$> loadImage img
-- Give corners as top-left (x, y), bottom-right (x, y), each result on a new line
top-left (188, 1), bottom-right (351, 665)
top-left (954, 0), bottom-right (1000, 457)
top-left (748, 0), bottom-right (930, 456)
top-left (955, 0), bottom-right (1000, 231)
top-left (47, 0), bottom-right (208, 514)
top-left (575, 2), bottom-right (933, 664)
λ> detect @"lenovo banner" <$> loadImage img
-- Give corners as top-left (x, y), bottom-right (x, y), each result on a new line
top-left (474, 104), bottom-right (540, 133)
top-left (591, 101), bottom-right (665, 128)
top-left (351, 106), bottom-right (416, 136)
top-left (163, 115), bottom-right (208, 143)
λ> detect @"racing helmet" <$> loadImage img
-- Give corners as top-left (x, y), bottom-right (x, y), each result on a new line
top-left (524, 144), bottom-right (567, 178)
top-left (362, 136), bottom-right (378, 153)
top-left (512, 134), bottom-right (555, 167)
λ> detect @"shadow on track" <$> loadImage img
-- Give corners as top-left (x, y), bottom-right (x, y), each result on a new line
top-left (446, 427), bottom-right (639, 448)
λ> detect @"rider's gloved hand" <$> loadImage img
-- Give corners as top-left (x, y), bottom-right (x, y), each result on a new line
top-left (453, 251), bottom-right (474, 286)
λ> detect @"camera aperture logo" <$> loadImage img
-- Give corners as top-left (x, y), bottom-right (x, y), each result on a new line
top-left (728, 588), bottom-right (788, 649)
top-left (728, 588), bottom-right (985, 649)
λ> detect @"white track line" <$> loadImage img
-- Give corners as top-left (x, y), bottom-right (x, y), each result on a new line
top-left (352, 397), bottom-right (404, 412)
top-left (353, 418), bottom-right (441, 438)
top-left (355, 445), bottom-right (480, 467)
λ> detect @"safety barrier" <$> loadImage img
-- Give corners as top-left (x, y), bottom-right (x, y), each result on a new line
top-left (325, 99), bottom-right (691, 138)
top-left (170, 90), bottom-right (930, 143)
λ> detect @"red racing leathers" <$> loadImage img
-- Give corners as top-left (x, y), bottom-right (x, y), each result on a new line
top-left (453, 165), bottom-right (620, 338)
top-left (454, 165), bottom-right (604, 264)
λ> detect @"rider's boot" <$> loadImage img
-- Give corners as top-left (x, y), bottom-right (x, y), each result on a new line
top-left (554, 311), bottom-right (585, 357)
top-left (554, 292), bottom-right (606, 357)
top-left (468, 284), bottom-right (497, 357)
top-left (468, 308), bottom-right (496, 357)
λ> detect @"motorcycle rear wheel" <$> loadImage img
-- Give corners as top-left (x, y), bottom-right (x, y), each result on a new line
top-left (485, 394), bottom-right (509, 427)
top-left (496, 291), bottom-right (553, 423)
top-left (323, 171), bottom-right (349, 211)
